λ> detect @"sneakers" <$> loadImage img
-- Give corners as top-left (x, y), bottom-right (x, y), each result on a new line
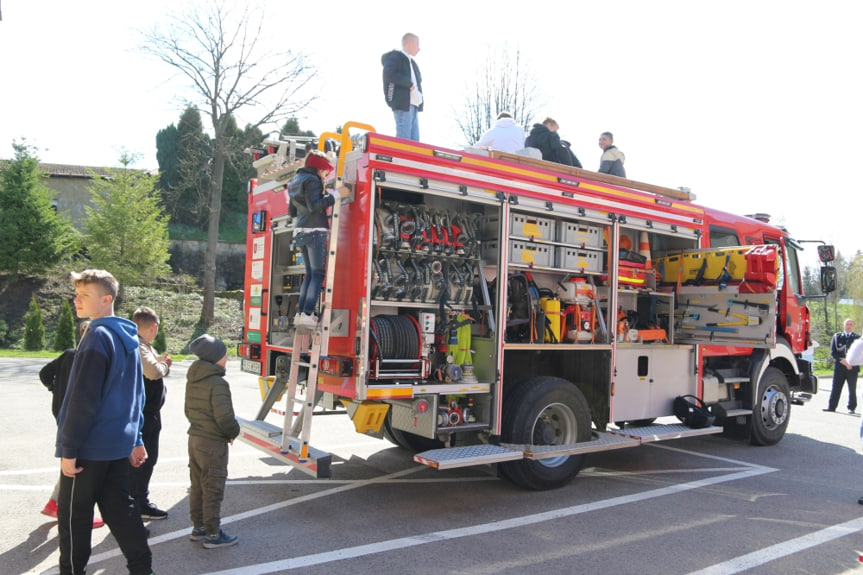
top-left (189, 527), bottom-right (207, 541)
top-left (202, 529), bottom-right (238, 549)
top-left (41, 498), bottom-right (103, 528)
top-left (41, 499), bottom-right (58, 518)
top-left (295, 313), bottom-right (319, 327)
top-left (140, 502), bottom-right (168, 520)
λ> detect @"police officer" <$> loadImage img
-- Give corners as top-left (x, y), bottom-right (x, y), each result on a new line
top-left (825, 318), bottom-right (860, 413)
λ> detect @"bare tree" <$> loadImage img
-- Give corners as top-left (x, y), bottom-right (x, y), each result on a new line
top-left (141, 0), bottom-right (317, 326)
top-left (455, 45), bottom-right (544, 145)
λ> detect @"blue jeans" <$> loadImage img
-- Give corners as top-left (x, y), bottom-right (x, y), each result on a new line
top-left (295, 231), bottom-right (327, 315)
top-left (393, 106), bottom-right (420, 141)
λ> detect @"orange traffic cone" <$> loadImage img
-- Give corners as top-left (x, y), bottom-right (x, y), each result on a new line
top-left (638, 231), bottom-right (651, 268)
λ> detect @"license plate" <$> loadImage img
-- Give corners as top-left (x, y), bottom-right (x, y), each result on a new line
top-left (241, 359), bottom-right (262, 375)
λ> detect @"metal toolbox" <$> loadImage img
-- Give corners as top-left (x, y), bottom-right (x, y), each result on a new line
top-left (484, 240), bottom-right (553, 267)
top-left (559, 221), bottom-right (603, 248)
top-left (556, 247), bottom-right (603, 272)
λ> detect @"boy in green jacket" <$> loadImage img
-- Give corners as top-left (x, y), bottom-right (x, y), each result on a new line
top-left (185, 334), bottom-right (240, 549)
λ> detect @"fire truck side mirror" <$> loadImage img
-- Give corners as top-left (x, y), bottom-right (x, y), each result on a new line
top-left (820, 265), bottom-right (837, 294)
top-left (817, 244), bottom-right (835, 263)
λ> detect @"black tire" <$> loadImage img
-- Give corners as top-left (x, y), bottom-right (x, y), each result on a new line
top-left (499, 377), bottom-right (592, 490)
top-left (382, 408), bottom-right (445, 452)
top-left (750, 366), bottom-right (791, 446)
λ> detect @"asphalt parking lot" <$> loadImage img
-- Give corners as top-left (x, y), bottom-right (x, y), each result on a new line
top-left (4, 358), bottom-right (863, 575)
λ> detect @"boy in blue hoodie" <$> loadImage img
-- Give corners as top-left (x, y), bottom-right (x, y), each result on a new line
top-left (55, 269), bottom-right (152, 575)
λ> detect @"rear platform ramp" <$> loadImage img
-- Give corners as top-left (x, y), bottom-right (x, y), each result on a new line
top-left (414, 423), bottom-right (723, 471)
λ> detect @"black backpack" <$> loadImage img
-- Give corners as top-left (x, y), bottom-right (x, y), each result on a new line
top-left (673, 395), bottom-right (715, 429)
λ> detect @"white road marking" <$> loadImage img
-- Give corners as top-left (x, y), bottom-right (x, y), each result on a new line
top-left (686, 516), bottom-right (863, 575)
top-left (201, 465), bottom-right (776, 575)
top-left (26, 445), bottom-right (853, 575)
top-left (35, 467), bottom-right (427, 574)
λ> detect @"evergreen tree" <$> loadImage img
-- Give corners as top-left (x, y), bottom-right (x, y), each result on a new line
top-left (156, 123), bottom-right (179, 193)
top-left (153, 319), bottom-right (167, 354)
top-left (53, 299), bottom-right (76, 351)
top-left (281, 117), bottom-right (315, 137)
top-left (179, 107), bottom-right (212, 229)
top-left (220, 117), bottom-right (260, 229)
top-left (24, 295), bottom-right (45, 351)
top-left (0, 142), bottom-right (80, 275)
top-left (84, 154), bottom-right (172, 294)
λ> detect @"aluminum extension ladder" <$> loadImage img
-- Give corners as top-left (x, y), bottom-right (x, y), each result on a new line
top-left (280, 198), bottom-right (341, 461)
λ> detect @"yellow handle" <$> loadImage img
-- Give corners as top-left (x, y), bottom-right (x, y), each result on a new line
top-left (318, 121), bottom-right (377, 179)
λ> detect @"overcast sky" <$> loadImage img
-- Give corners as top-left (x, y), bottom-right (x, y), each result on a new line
top-left (1, 0), bottom-right (861, 264)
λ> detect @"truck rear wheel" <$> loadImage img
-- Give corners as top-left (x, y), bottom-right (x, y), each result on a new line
top-left (750, 366), bottom-right (790, 446)
top-left (499, 377), bottom-right (591, 490)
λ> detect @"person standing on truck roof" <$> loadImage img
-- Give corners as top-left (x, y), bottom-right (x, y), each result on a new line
top-left (598, 131), bottom-right (626, 177)
top-left (474, 112), bottom-right (525, 153)
top-left (524, 117), bottom-right (582, 167)
top-left (288, 150), bottom-right (343, 327)
top-left (824, 318), bottom-right (860, 413)
top-left (382, 33), bottom-right (423, 141)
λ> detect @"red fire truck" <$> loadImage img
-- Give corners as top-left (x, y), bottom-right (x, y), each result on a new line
top-left (237, 122), bottom-right (832, 490)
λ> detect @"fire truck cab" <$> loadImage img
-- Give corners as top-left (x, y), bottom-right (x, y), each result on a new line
top-left (237, 123), bottom-right (827, 490)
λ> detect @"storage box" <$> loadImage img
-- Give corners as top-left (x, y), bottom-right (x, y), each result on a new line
top-left (481, 213), bottom-right (554, 241)
top-left (484, 240), bottom-right (553, 267)
top-left (555, 247), bottom-right (602, 272)
top-left (652, 245), bottom-right (777, 287)
top-left (599, 267), bottom-right (654, 288)
top-left (560, 221), bottom-right (603, 248)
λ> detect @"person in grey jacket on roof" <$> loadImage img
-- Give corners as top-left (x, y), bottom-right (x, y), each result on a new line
top-left (598, 131), bottom-right (626, 177)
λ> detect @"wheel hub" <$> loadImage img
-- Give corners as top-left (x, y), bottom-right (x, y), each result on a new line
top-left (760, 386), bottom-right (788, 429)
top-left (531, 402), bottom-right (578, 468)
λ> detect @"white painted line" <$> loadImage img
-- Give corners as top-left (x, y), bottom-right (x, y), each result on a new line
top-left (0, 440), bottom-right (386, 477)
top-left (686, 516), bottom-right (863, 575)
top-left (62, 466), bottom-right (427, 574)
top-left (202, 465), bottom-right (776, 575)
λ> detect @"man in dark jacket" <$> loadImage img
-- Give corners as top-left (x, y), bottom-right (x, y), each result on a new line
top-left (524, 117), bottom-right (581, 167)
top-left (381, 33), bottom-right (423, 141)
top-left (825, 318), bottom-right (860, 413)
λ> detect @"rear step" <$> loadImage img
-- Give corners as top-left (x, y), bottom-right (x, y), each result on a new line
top-left (238, 418), bottom-right (332, 479)
top-left (607, 422), bottom-right (723, 443)
top-left (414, 423), bottom-right (723, 470)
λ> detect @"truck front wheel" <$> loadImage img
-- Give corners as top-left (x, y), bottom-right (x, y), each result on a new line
top-left (750, 366), bottom-right (791, 446)
top-left (499, 377), bottom-right (591, 490)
